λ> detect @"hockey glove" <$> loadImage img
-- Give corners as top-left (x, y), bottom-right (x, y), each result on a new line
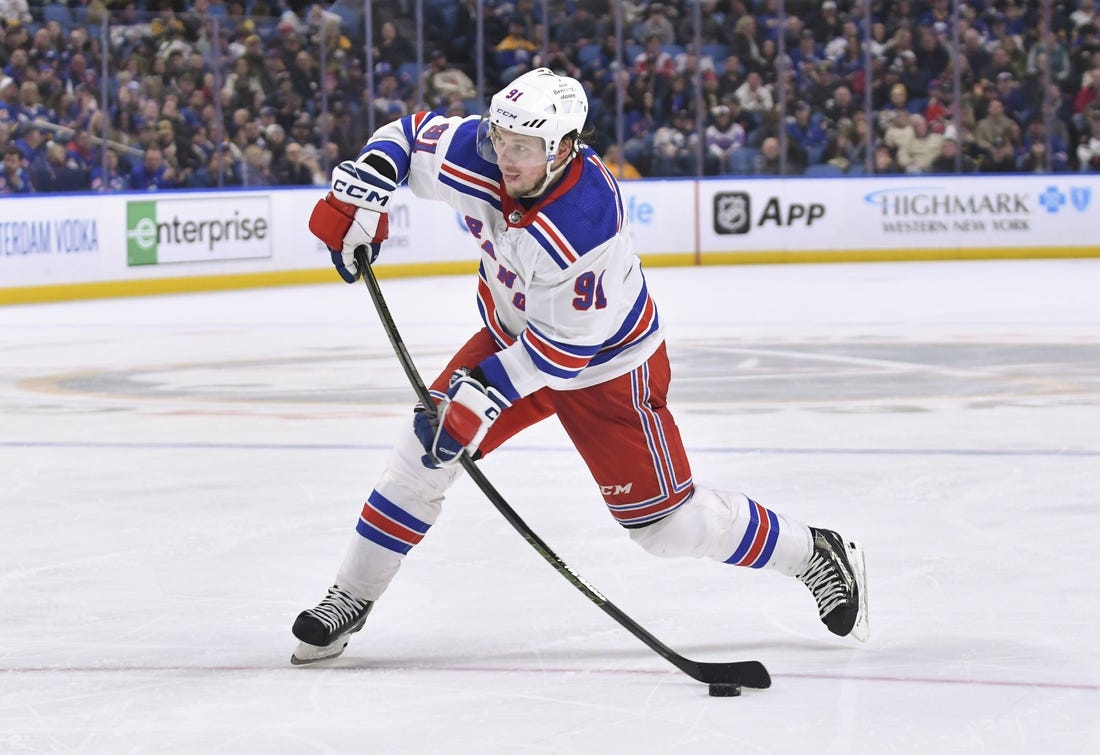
top-left (308, 192), bottom-right (389, 283)
top-left (308, 155), bottom-right (398, 283)
top-left (413, 368), bottom-right (511, 468)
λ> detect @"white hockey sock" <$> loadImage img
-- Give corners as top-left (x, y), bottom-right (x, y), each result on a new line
top-left (628, 487), bottom-right (812, 576)
top-left (334, 424), bottom-right (462, 601)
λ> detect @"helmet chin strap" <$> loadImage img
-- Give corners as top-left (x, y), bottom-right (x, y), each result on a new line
top-left (521, 140), bottom-right (576, 198)
top-left (521, 159), bottom-right (570, 198)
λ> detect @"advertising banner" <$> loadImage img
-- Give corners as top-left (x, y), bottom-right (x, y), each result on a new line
top-left (2, 175), bottom-right (1097, 303)
top-left (124, 196), bottom-right (273, 265)
top-left (700, 174), bottom-right (1100, 256)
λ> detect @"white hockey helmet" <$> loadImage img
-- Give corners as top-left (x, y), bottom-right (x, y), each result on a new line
top-left (477, 67), bottom-right (589, 166)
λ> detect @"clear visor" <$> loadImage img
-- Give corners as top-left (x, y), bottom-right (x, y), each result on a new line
top-left (475, 117), bottom-right (552, 168)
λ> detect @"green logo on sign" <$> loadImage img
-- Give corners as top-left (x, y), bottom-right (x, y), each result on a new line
top-left (127, 201), bottom-right (158, 265)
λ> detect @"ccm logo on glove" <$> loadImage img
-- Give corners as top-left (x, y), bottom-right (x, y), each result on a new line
top-left (333, 162), bottom-right (393, 208)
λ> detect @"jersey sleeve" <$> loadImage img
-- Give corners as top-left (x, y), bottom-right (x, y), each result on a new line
top-left (355, 111), bottom-right (476, 202)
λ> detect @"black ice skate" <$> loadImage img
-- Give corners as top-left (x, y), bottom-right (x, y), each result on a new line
top-left (291, 585), bottom-right (374, 665)
top-left (796, 528), bottom-right (869, 642)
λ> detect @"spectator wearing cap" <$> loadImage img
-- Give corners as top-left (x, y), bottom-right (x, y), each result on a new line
top-left (919, 0), bottom-right (952, 30)
top-left (993, 70), bottom-right (1026, 122)
top-left (807, 1), bottom-right (844, 45)
top-left (922, 78), bottom-right (953, 129)
top-left (896, 48), bottom-right (931, 100)
top-left (1018, 123), bottom-right (1069, 173)
top-left (705, 103), bottom-right (746, 174)
top-left (290, 112), bottom-right (318, 147)
top-left (638, 3), bottom-right (676, 46)
top-left (13, 122), bottom-right (47, 168)
top-left (371, 72), bottom-right (407, 123)
top-left (974, 98), bottom-right (1018, 152)
top-left (802, 58), bottom-right (840, 110)
top-left (791, 28), bottom-right (822, 74)
top-left (421, 50), bottom-right (476, 110)
top-left (786, 100), bottom-right (829, 163)
top-left (929, 133), bottom-right (977, 174)
top-left (1, 143), bottom-right (32, 193)
top-left (650, 112), bottom-right (697, 177)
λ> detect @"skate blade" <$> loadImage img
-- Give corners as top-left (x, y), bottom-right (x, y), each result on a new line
top-left (290, 639), bottom-right (349, 666)
top-left (846, 539), bottom-right (870, 643)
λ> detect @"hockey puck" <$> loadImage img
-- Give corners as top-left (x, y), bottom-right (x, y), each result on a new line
top-left (708, 683), bottom-right (742, 697)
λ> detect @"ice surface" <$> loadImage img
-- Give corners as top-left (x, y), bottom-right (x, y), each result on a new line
top-left (2, 260), bottom-right (1098, 753)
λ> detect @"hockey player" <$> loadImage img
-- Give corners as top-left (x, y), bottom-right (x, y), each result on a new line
top-left (293, 68), bottom-right (868, 664)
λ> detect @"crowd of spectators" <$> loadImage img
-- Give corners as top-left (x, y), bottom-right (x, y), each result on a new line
top-left (2, 0), bottom-right (1100, 195)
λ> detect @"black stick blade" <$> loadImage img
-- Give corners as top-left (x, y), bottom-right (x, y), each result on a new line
top-left (685, 660), bottom-right (771, 688)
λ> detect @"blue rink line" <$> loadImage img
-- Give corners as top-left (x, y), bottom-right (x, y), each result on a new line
top-left (1, 441), bottom-right (1097, 457)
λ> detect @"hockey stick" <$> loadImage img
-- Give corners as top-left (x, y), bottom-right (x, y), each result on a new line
top-left (354, 250), bottom-right (770, 690)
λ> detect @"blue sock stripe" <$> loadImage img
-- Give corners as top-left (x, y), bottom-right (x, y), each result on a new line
top-left (749, 510), bottom-right (781, 569)
top-left (367, 490), bottom-right (431, 534)
top-left (356, 517), bottom-right (414, 554)
top-left (724, 499), bottom-right (760, 565)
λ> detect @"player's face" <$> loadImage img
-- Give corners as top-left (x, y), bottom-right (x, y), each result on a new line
top-left (489, 127), bottom-right (550, 197)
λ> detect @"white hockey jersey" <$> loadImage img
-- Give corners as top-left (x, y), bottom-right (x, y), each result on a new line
top-left (361, 111), bottom-right (664, 402)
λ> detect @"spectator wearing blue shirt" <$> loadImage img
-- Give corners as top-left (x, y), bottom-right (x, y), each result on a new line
top-left (1, 144), bottom-right (33, 193)
top-left (129, 146), bottom-right (177, 190)
top-left (31, 141), bottom-right (90, 193)
top-left (787, 100), bottom-right (829, 163)
top-left (91, 148), bottom-right (130, 192)
top-left (13, 123), bottom-right (48, 168)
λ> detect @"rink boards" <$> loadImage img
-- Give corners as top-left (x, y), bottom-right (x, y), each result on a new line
top-left (2, 173), bottom-right (1098, 304)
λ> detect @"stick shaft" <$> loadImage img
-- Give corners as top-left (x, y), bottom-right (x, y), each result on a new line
top-left (354, 255), bottom-right (769, 688)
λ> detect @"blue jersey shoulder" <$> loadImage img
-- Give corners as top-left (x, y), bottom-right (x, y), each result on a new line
top-left (533, 146), bottom-right (623, 262)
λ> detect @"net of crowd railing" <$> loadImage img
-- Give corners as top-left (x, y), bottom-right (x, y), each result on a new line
top-left (1, 0), bottom-right (1097, 195)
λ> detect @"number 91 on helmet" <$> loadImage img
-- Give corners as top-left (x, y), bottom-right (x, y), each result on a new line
top-left (475, 67), bottom-right (589, 169)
